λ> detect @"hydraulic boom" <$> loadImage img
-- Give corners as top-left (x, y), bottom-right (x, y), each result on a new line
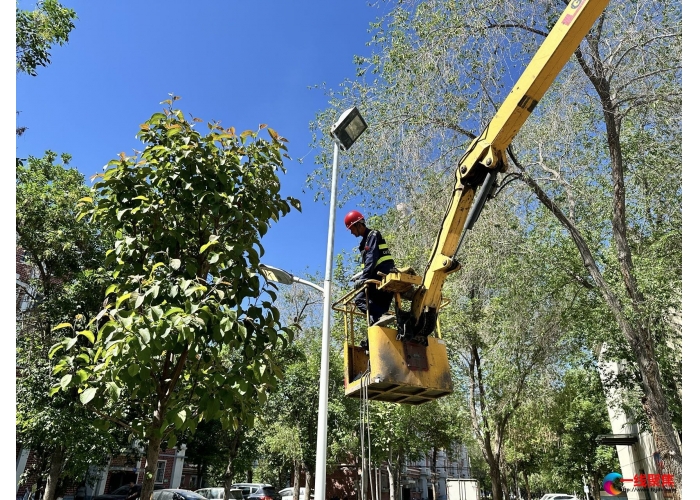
top-left (381, 0), bottom-right (611, 343)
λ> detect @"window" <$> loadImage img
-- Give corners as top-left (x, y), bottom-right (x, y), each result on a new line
top-left (155, 460), bottom-right (167, 484)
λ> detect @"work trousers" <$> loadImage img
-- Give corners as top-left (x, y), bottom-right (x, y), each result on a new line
top-left (355, 283), bottom-right (393, 325)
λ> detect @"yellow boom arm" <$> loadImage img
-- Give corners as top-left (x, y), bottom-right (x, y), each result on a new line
top-left (384, 0), bottom-right (610, 341)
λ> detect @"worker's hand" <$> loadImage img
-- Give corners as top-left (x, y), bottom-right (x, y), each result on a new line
top-left (354, 279), bottom-right (365, 290)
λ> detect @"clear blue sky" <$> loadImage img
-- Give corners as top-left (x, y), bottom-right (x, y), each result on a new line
top-left (13, 0), bottom-right (389, 284)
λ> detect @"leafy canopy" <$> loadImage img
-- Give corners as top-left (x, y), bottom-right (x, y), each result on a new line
top-left (50, 96), bottom-right (301, 446)
top-left (16, 0), bottom-right (77, 76)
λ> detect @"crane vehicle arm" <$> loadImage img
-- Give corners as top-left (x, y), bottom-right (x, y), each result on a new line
top-left (382, 0), bottom-right (611, 342)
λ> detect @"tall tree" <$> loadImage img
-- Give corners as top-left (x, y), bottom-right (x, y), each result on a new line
top-left (309, 0), bottom-right (681, 491)
top-left (50, 96), bottom-right (301, 500)
top-left (16, 152), bottom-right (120, 500)
top-left (547, 369), bottom-right (620, 500)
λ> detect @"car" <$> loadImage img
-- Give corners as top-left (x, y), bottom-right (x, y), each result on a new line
top-left (279, 487), bottom-right (314, 500)
top-left (152, 489), bottom-right (207, 500)
top-left (94, 484), bottom-right (135, 500)
top-left (539, 495), bottom-right (578, 500)
top-left (94, 484), bottom-right (165, 500)
top-left (195, 488), bottom-right (244, 500)
top-left (230, 484), bottom-right (281, 500)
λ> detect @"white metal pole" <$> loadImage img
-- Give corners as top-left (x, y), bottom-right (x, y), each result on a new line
top-left (314, 140), bottom-right (340, 500)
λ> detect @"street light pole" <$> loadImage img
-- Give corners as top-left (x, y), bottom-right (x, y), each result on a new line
top-left (314, 140), bottom-right (340, 500)
top-left (314, 106), bottom-right (367, 500)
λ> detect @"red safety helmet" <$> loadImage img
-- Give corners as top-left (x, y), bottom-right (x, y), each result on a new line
top-left (344, 210), bottom-right (365, 229)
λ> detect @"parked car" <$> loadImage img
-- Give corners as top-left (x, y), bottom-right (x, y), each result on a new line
top-left (539, 495), bottom-right (578, 500)
top-left (279, 487), bottom-right (314, 500)
top-left (195, 488), bottom-right (244, 500)
top-left (230, 484), bottom-right (281, 500)
top-left (94, 484), bottom-right (135, 500)
top-left (94, 484), bottom-right (165, 500)
top-left (152, 489), bottom-right (207, 500)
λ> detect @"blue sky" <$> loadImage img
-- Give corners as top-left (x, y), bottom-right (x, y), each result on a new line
top-left (13, 0), bottom-right (390, 286)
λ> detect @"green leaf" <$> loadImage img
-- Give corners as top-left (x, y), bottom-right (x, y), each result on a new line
top-left (137, 328), bottom-right (151, 344)
top-left (60, 374), bottom-right (72, 389)
top-left (116, 292), bottom-right (131, 308)
top-left (175, 409), bottom-right (187, 429)
top-left (149, 112), bottom-right (167, 123)
top-left (171, 258), bottom-right (181, 270)
top-left (52, 322), bottom-right (73, 332)
top-left (199, 240), bottom-right (218, 254)
top-left (77, 330), bottom-right (95, 344)
top-left (163, 307), bottom-right (183, 318)
top-left (48, 342), bottom-right (63, 359)
top-left (106, 381), bottom-right (120, 400)
top-left (65, 336), bottom-right (77, 351)
top-left (80, 387), bottom-right (97, 405)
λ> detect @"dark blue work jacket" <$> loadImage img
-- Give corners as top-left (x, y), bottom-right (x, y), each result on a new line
top-left (358, 229), bottom-right (395, 282)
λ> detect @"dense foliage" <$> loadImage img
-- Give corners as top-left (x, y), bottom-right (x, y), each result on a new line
top-left (50, 96), bottom-right (300, 500)
top-left (16, 152), bottom-right (121, 500)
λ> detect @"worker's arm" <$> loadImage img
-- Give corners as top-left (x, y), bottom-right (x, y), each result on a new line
top-left (358, 231), bottom-right (380, 282)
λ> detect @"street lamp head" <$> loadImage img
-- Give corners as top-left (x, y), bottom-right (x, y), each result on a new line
top-left (259, 264), bottom-right (294, 285)
top-left (330, 106), bottom-right (367, 151)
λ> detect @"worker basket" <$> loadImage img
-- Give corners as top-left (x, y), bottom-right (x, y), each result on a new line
top-left (333, 270), bottom-right (453, 405)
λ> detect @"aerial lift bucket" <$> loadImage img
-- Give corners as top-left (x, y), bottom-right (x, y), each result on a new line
top-left (335, 271), bottom-right (453, 405)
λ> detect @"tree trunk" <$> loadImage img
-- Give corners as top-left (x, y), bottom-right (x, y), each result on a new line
top-left (386, 446), bottom-right (401, 500)
top-left (430, 449), bottom-right (437, 500)
top-left (293, 461), bottom-right (301, 500)
top-left (522, 472), bottom-right (530, 500)
top-left (588, 476), bottom-right (600, 500)
top-left (487, 465), bottom-right (502, 500)
top-left (362, 458), bottom-right (369, 500)
top-left (42, 446), bottom-right (65, 500)
top-left (142, 435), bottom-right (161, 500)
top-left (499, 458), bottom-right (508, 500)
top-left (642, 398), bottom-right (682, 500)
top-left (223, 428), bottom-right (241, 500)
top-left (387, 459), bottom-right (396, 500)
top-left (303, 464), bottom-right (312, 500)
top-left (573, 36), bottom-right (682, 497)
top-left (513, 158), bottom-right (682, 497)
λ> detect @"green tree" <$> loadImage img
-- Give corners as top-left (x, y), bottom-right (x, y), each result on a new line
top-left (16, 152), bottom-right (121, 500)
top-left (16, 0), bottom-right (76, 76)
top-left (309, 0), bottom-right (681, 491)
top-left (548, 369), bottom-right (619, 500)
top-left (50, 96), bottom-right (301, 500)
top-left (177, 420), bottom-right (227, 489)
top-left (260, 343), bottom-right (317, 498)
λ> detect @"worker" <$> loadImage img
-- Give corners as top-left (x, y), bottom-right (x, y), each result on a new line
top-left (344, 210), bottom-right (395, 328)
